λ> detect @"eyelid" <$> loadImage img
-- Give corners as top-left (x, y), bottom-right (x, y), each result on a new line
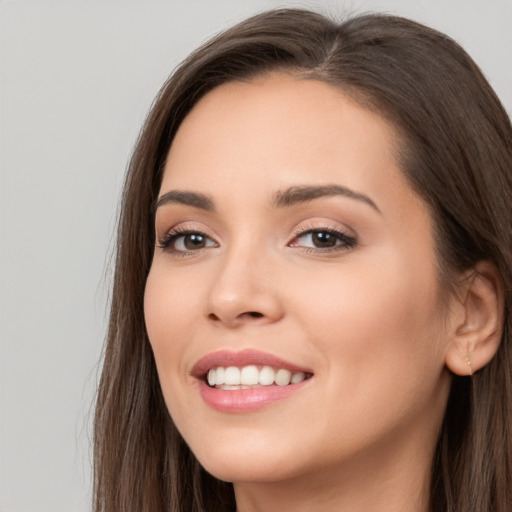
top-left (157, 225), bottom-right (219, 254)
top-left (292, 221), bottom-right (356, 238)
top-left (288, 223), bottom-right (358, 252)
top-left (155, 220), bottom-right (357, 255)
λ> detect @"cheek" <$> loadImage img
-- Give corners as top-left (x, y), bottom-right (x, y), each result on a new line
top-left (294, 250), bottom-right (446, 387)
top-left (144, 265), bottom-right (195, 381)
top-left (288, 257), bottom-right (449, 455)
top-left (144, 265), bottom-right (202, 432)
top-left (144, 261), bottom-right (200, 337)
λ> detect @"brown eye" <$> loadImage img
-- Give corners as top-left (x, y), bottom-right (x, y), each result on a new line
top-left (311, 231), bottom-right (338, 248)
top-left (159, 230), bottom-right (217, 253)
top-left (290, 228), bottom-right (357, 251)
top-left (182, 233), bottom-right (207, 250)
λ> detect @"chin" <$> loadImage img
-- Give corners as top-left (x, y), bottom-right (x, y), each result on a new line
top-left (185, 430), bottom-right (306, 484)
top-left (198, 453), bottom-right (298, 484)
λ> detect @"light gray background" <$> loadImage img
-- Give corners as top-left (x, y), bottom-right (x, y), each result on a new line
top-left (1, 1), bottom-right (510, 511)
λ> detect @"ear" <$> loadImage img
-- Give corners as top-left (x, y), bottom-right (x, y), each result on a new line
top-left (445, 261), bottom-right (504, 376)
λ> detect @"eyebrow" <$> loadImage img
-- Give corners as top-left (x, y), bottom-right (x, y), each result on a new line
top-left (155, 184), bottom-right (380, 213)
top-left (272, 185), bottom-right (380, 212)
top-left (155, 190), bottom-right (215, 212)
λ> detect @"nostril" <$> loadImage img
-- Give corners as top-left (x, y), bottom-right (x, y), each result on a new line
top-left (207, 311), bottom-right (265, 323)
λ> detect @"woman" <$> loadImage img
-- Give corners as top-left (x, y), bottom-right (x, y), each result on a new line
top-left (93, 8), bottom-right (512, 512)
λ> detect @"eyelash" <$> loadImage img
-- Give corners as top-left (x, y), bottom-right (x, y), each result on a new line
top-left (157, 226), bottom-right (217, 256)
top-left (157, 225), bottom-right (357, 255)
top-left (289, 225), bottom-right (357, 253)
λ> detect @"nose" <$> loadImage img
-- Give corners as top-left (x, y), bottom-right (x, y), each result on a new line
top-left (205, 245), bottom-right (284, 328)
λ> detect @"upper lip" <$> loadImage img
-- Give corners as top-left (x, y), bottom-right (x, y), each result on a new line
top-left (191, 349), bottom-right (313, 379)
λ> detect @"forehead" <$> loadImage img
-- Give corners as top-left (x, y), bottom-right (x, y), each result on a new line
top-left (162, 73), bottom-right (417, 215)
top-left (169, 74), bottom-right (399, 162)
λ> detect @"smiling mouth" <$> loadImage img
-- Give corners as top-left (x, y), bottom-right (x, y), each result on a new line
top-left (206, 365), bottom-right (313, 389)
top-left (194, 350), bottom-right (313, 411)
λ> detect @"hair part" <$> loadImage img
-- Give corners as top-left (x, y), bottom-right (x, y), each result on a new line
top-left (94, 8), bottom-right (512, 511)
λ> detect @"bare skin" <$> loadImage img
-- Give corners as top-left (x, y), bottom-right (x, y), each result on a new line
top-left (144, 74), bottom-right (500, 511)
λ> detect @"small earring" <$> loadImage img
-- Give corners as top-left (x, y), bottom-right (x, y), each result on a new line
top-left (465, 356), bottom-right (473, 376)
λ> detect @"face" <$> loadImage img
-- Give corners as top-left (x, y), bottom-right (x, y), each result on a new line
top-left (144, 74), bottom-right (452, 487)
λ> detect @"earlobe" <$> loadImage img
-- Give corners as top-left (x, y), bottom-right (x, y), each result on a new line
top-left (445, 261), bottom-right (504, 376)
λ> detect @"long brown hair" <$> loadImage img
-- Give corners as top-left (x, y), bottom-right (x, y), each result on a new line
top-left (93, 9), bottom-right (512, 511)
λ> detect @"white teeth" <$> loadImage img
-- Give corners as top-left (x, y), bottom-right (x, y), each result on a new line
top-left (259, 366), bottom-right (275, 386)
top-left (291, 371), bottom-right (306, 384)
top-left (224, 366), bottom-right (241, 385)
top-left (216, 366), bottom-right (225, 385)
top-left (240, 365), bottom-right (259, 385)
top-left (275, 369), bottom-right (292, 386)
top-left (206, 365), bottom-right (309, 387)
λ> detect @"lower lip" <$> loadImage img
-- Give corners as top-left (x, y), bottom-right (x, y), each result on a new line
top-left (198, 379), bottom-right (310, 412)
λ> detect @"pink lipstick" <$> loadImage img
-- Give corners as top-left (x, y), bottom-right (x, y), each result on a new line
top-left (192, 349), bottom-right (313, 412)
